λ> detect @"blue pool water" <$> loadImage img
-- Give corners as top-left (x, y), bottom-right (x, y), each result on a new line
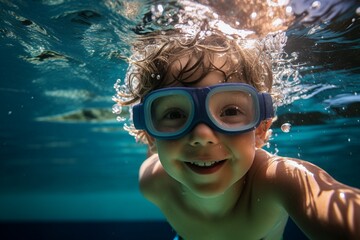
top-left (1, 0), bottom-right (360, 239)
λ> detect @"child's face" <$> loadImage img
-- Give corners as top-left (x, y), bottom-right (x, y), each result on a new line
top-left (151, 55), bottom-right (262, 198)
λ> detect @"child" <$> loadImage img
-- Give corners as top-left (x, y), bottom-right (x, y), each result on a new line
top-left (115, 30), bottom-right (360, 239)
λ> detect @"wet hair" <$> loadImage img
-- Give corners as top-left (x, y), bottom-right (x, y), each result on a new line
top-left (116, 29), bottom-right (276, 143)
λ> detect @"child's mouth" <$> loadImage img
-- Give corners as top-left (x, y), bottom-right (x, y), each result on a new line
top-left (185, 159), bottom-right (227, 174)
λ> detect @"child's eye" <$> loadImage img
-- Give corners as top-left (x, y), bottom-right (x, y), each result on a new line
top-left (153, 108), bottom-right (189, 132)
top-left (220, 106), bottom-right (244, 117)
top-left (163, 109), bottom-right (187, 120)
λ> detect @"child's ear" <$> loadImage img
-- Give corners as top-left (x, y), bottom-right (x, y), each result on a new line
top-left (255, 120), bottom-right (273, 148)
top-left (144, 132), bottom-right (157, 157)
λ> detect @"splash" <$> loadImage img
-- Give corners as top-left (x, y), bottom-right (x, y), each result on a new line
top-left (174, 0), bottom-right (294, 38)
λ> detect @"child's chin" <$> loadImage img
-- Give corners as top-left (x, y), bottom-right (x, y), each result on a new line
top-left (187, 184), bottom-right (230, 199)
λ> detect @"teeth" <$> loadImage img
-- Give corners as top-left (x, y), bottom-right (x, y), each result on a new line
top-left (190, 161), bottom-right (219, 167)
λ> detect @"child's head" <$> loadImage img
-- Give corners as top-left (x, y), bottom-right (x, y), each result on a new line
top-left (117, 30), bottom-right (276, 144)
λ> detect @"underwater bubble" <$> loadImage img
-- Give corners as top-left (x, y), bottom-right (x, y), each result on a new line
top-left (283, 0), bottom-right (291, 5)
top-left (116, 116), bottom-right (126, 122)
top-left (311, 1), bottom-right (321, 9)
top-left (113, 79), bottom-right (122, 91)
top-left (285, 6), bottom-right (293, 15)
top-left (250, 12), bottom-right (257, 20)
top-left (156, 74), bottom-right (161, 80)
top-left (8, 111), bottom-right (12, 115)
top-left (272, 18), bottom-right (283, 27)
top-left (356, 7), bottom-right (360, 16)
top-left (157, 4), bottom-right (164, 13)
top-left (281, 123), bottom-right (291, 133)
top-left (112, 104), bottom-right (122, 114)
top-left (151, 4), bottom-right (164, 18)
top-left (274, 148), bottom-right (279, 155)
top-left (291, 52), bottom-right (298, 59)
top-left (112, 95), bottom-right (117, 101)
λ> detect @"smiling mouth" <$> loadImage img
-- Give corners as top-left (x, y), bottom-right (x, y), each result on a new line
top-left (189, 160), bottom-right (223, 167)
top-left (185, 159), bottom-right (227, 174)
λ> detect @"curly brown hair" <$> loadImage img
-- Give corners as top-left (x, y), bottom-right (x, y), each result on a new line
top-left (115, 29), bottom-right (277, 143)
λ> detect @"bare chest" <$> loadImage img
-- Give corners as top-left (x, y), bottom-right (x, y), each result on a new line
top-left (162, 200), bottom-right (287, 240)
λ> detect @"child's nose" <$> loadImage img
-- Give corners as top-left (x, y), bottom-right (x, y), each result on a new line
top-left (189, 123), bottom-right (219, 147)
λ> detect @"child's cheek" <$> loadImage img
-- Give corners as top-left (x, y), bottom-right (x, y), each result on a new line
top-left (155, 139), bottom-right (184, 162)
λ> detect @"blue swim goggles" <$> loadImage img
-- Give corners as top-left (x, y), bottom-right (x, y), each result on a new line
top-left (133, 83), bottom-right (274, 139)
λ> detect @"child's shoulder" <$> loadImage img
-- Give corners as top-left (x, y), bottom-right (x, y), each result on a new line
top-left (250, 149), bottom-right (347, 205)
top-left (250, 150), bottom-right (322, 196)
top-left (252, 150), bottom-right (320, 184)
top-left (252, 149), bottom-right (319, 177)
top-left (139, 154), bottom-right (174, 204)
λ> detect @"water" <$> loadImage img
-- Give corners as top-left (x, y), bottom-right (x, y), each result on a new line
top-left (0, 0), bottom-right (360, 239)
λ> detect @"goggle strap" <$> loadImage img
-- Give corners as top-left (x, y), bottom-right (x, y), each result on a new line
top-left (132, 104), bottom-right (145, 130)
top-left (262, 93), bottom-right (275, 119)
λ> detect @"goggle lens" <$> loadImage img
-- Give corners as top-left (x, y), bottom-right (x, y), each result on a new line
top-left (207, 89), bottom-right (258, 132)
top-left (150, 93), bottom-right (193, 134)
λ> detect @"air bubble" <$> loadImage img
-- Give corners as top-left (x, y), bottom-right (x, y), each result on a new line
top-left (285, 6), bottom-right (293, 15)
top-left (112, 95), bottom-right (118, 102)
top-left (274, 148), bottom-right (279, 155)
top-left (278, 0), bottom-right (290, 6)
top-left (112, 104), bottom-right (122, 114)
top-left (157, 4), bottom-right (164, 14)
top-left (250, 12), bottom-right (257, 20)
top-left (281, 123), bottom-right (291, 133)
top-left (151, 4), bottom-right (164, 18)
top-left (356, 7), bottom-right (360, 15)
top-left (116, 116), bottom-right (126, 122)
top-left (311, 1), bottom-right (321, 9)
top-left (272, 18), bottom-right (283, 27)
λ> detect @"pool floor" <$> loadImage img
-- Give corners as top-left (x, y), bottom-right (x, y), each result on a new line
top-left (0, 219), bottom-right (308, 240)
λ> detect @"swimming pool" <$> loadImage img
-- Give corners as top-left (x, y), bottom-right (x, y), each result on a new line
top-left (0, 0), bottom-right (359, 239)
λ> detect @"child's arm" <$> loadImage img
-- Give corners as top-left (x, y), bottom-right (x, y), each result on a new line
top-left (263, 157), bottom-right (360, 239)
